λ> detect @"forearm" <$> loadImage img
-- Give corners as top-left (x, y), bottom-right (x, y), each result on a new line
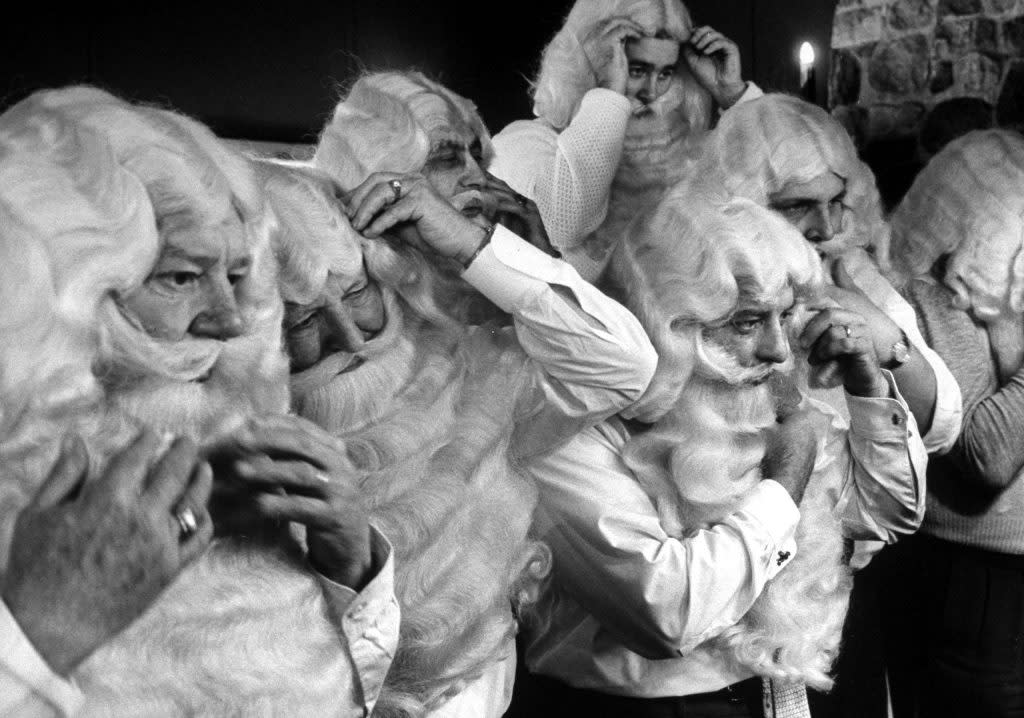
top-left (890, 348), bottom-right (938, 435)
top-left (954, 366), bottom-right (1024, 492)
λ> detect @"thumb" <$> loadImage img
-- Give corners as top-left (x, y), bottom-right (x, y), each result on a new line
top-left (831, 256), bottom-right (857, 290)
top-left (34, 435), bottom-right (90, 508)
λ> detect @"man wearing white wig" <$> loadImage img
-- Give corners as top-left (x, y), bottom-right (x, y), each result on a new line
top-left (0, 87), bottom-right (400, 716)
top-left (519, 194), bottom-right (927, 717)
top-left (489, 0), bottom-right (761, 283)
top-left (881, 129), bottom-right (1024, 718)
top-left (290, 71), bottom-right (658, 718)
top-left (679, 93), bottom-right (961, 456)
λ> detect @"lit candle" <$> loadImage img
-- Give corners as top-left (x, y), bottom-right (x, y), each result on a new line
top-left (798, 41), bottom-right (817, 104)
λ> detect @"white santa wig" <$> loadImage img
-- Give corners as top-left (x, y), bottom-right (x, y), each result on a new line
top-left (314, 71), bottom-right (494, 191)
top-left (0, 91), bottom-right (159, 567)
top-left (532, 0), bottom-right (711, 132)
top-left (889, 129), bottom-right (1024, 322)
top-left (683, 94), bottom-right (889, 263)
top-left (28, 86), bottom-right (288, 436)
top-left (608, 193), bottom-right (822, 423)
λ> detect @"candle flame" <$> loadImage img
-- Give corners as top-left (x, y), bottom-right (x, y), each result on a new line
top-left (799, 42), bottom-right (815, 67)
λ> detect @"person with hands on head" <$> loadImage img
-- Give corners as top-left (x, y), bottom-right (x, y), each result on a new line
top-left (517, 197), bottom-right (926, 718)
top-left (489, 0), bottom-right (762, 283)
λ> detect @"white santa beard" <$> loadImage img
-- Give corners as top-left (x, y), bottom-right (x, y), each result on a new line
top-left (291, 302), bottom-right (546, 716)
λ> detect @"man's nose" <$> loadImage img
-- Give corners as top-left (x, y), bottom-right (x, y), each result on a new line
top-left (189, 281), bottom-right (244, 340)
top-left (804, 204), bottom-right (837, 243)
top-left (324, 300), bottom-right (367, 353)
top-left (459, 153), bottom-right (487, 191)
top-left (638, 76), bottom-right (655, 103)
top-left (755, 318), bottom-right (791, 365)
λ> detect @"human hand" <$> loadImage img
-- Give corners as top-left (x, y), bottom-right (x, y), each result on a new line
top-left (826, 258), bottom-right (904, 360)
top-left (681, 26), bottom-right (746, 108)
top-left (345, 172), bottom-right (489, 267)
top-left (482, 173), bottom-right (558, 257)
top-left (581, 17), bottom-right (644, 95)
top-left (761, 403), bottom-right (823, 504)
top-left (208, 415), bottom-right (372, 590)
top-left (2, 431), bottom-right (212, 676)
top-left (799, 300), bottom-right (889, 398)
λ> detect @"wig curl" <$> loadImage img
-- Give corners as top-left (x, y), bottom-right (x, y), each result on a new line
top-left (889, 129), bottom-right (1024, 322)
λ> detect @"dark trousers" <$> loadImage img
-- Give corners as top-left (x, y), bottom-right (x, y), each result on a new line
top-left (881, 533), bottom-right (1024, 718)
top-left (505, 671), bottom-right (764, 718)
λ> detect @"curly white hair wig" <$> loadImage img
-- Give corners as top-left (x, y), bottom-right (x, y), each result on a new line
top-left (314, 71), bottom-right (494, 191)
top-left (890, 129), bottom-right (1024, 322)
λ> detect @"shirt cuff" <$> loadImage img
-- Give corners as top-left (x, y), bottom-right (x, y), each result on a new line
top-left (845, 370), bottom-right (916, 441)
top-left (580, 87), bottom-right (632, 116)
top-left (462, 225), bottom-right (581, 313)
top-left (0, 600), bottom-right (84, 716)
top-left (734, 481), bottom-right (800, 575)
top-left (315, 525), bottom-right (396, 630)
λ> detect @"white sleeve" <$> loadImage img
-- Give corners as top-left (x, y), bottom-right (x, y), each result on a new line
top-left (315, 526), bottom-right (400, 716)
top-left (462, 226), bottom-right (657, 457)
top-left (529, 425), bottom-right (800, 659)
top-left (826, 371), bottom-right (928, 543)
top-left (0, 602), bottom-right (83, 717)
top-left (490, 89), bottom-right (632, 253)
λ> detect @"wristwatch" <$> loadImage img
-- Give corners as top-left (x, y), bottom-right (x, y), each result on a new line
top-left (882, 330), bottom-right (912, 370)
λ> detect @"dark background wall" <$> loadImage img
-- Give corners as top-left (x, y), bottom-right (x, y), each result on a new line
top-left (0, 1), bottom-right (837, 142)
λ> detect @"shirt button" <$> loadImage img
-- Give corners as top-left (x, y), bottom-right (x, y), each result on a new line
top-left (776, 550), bottom-right (791, 566)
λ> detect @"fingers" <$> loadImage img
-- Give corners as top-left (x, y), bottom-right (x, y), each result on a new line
top-left (690, 26), bottom-right (736, 55)
top-left (231, 456), bottom-right (335, 497)
top-left (89, 429), bottom-right (163, 501)
top-left (175, 462), bottom-right (214, 565)
top-left (344, 171), bottom-right (402, 220)
top-left (830, 256), bottom-right (857, 290)
top-left (228, 415), bottom-right (347, 470)
top-left (144, 437), bottom-right (201, 509)
top-left (349, 178), bottom-right (407, 233)
top-left (362, 199), bottom-right (419, 239)
top-left (798, 308), bottom-right (864, 353)
top-left (33, 435), bottom-right (90, 508)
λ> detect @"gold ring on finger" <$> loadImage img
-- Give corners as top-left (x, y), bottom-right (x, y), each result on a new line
top-left (175, 506), bottom-right (198, 540)
top-left (843, 324), bottom-right (852, 338)
top-left (389, 179), bottom-right (403, 203)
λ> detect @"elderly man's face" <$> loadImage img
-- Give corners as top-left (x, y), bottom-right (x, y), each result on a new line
top-left (700, 285), bottom-right (796, 385)
top-left (283, 244), bottom-right (385, 374)
top-left (119, 199), bottom-right (252, 342)
top-left (420, 99), bottom-right (487, 212)
top-left (768, 172), bottom-right (849, 255)
top-left (625, 38), bottom-right (679, 112)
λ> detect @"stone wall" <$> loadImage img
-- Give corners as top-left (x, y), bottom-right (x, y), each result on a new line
top-left (830, 0), bottom-right (1024, 153)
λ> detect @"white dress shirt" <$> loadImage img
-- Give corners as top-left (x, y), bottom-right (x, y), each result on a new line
top-left (524, 372), bottom-right (927, 698)
top-left (0, 527), bottom-right (399, 717)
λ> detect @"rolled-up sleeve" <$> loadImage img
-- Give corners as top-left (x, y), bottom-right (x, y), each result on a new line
top-left (530, 425), bottom-right (799, 659)
top-left (0, 601), bottom-right (83, 717)
top-left (463, 226), bottom-right (657, 456)
top-left (316, 526), bottom-right (399, 717)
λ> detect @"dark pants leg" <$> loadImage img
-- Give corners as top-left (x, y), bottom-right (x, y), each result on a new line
top-left (882, 533), bottom-right (1024, 718)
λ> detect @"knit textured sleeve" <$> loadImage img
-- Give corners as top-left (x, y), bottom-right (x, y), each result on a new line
top-left (906, 278), bottom-right (1024, 492)
top-left (490, 88), bottom-right (631, 253)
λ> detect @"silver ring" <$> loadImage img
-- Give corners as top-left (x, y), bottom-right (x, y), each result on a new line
top-left (389, 179), bottom-right (403, 203)
top-left (175, 507), bottom-right (198, 539)
top-left (843, 324), bottom-right (852, 338)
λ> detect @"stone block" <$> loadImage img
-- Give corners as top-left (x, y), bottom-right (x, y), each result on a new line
top-left (867, 101), bottom-right (927, 137)
top-left (1003, 15), bottom-right (1024, 53)
top-left (931, 59), bottom-right (956, 91)
top-left (834, 7), bottom-right (885, 47)
top-left (954, 52), bottom-right (1003, 95)
top-left (985, 0), bottom-right (1019, 14)
top-left (868, 35), bottom-right (931, 93)
top-left (936, 16), bottom-right (1000, 57)
top-left (889, 0), bottom-right (938, 31)
top-left (938, 0), bottom-right (982, 13)
top-left (996, 59), bottom-right (1024, 127)
top-left (830, 50), bottom-right (864, 105)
